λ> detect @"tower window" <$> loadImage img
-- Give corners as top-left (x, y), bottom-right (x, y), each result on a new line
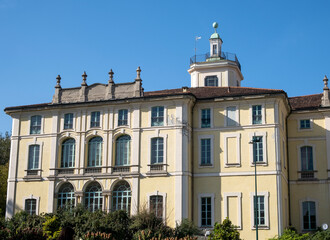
top-left (204, 76), bottom-right (218, 87)
top-left (212, 44), bottom-right (217, 55)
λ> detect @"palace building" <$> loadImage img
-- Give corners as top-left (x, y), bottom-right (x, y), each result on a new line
top-left (4, 23), bottom-right (330, 239)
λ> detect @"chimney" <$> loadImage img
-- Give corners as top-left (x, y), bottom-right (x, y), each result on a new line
top-left (134, 66), bottom-right (143, 97)
top-left (52, 75), bottom-right (62, 104)
top-left (106, 69), bottom-right (115, 99)
top-left (321, 75), bottom-right (330, 107)
top-left (79, 71), bottom-right (88, 102)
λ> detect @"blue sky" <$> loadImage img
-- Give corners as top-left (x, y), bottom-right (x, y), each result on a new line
top-left (1, 0), bottom-right (330, 134)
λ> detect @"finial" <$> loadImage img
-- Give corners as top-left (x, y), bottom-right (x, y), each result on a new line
top-left (135, 66), bottom-right (141, 80)
top-left (81, 71), bottom-right (87, 86)
top-left (323, 75), bottom-right (329, 90)
top-left (213, 22), bottom-right (218, 32)
top-left (55, 75), bottom-right (61, 88)
top-left (108, 69), bottom-right (114, 83)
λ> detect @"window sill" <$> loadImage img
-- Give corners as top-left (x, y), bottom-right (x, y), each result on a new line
top-left (250, 162), bottom-right (268, 167)
top-left (225, 163), bottom-right (241, 168)
top-left (252, 225), bottom-right (269, 230)
top-left (199, 164), bottom-right (213, 168)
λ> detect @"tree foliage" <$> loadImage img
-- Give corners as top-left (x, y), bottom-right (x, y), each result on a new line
top-left (0, 132), bottom-right (10, 165)
top-left (0, 131), bottom-right (10, 217)
top-left (209, 218), bottom-right (240, 240)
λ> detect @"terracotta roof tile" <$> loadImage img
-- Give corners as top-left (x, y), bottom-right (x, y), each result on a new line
top-left (289, 94), bottom-right (322, 111)
top-left (145, 86), bottom-right (285, 99)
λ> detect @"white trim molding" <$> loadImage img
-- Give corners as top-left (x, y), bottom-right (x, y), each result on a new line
top-left (297, 118), bottom-right (313, 132)
top-left (87, 110), bottom-right (103, 130)
top-left (25, 141), bottom-right (44, 177)
top-left (60, 112), bottom-right (76, 132)
top-left (225, 105), bottom-right (239, 127)
top-left (223, 192), bottom-right (242, 229)
top-left (250, 103), bottom-right (266, 125)
top-left (297, 142), bottom-right (317, 179)
top-left (249, 132), bottom-right (268, 166)
top-left (299, 198), bottom-right (319, 231)
top-left (198, 193), bottom-right (215, 228)
top-left (199, 107), bottom-right (213, 128)
top-left (23, 195), bottom-right (40, 215)
top-left (114, 107), bottom-right (131, 129)
top-left (223, 133), bottom-right (241, 167)
top-left (149, 105), bottom-right (168, 127)
top-left (198, 135), bottom-right (214, 167)
top-left (146, 191), bottom-right (167, 222)
top-left (28, 114), bottom-right (45, 135)
top-left (147, 132), bottom-right (168, 172)
top-left (250, 191), bottom-right (270, 229)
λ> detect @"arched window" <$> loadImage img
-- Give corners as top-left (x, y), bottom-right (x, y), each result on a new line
top-left (58, 183), bottom-right (75, 209)
top-left (61, 138), bottom-right (75, 168)
top-left (112, 181), bottom-right (131, 213)
top-left (204, 76), bottom-right (218, 86)
top-left (84, 182), bottom-right (102, 212)
top-left (115, 135), bottom-right (131, 166)
top-left (88, 137), bottom-right (103, 167)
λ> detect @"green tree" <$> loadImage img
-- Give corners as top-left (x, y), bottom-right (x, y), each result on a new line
top-left (0, 132), bottom-right (11, 165)
top-left (0, 131), bottom-right (10, 217)
top-left (209, 218), bottom-right (240, 240)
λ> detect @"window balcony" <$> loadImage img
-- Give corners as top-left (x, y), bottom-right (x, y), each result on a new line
top-left (147, 164), bottom-right (167, 176)
top-left (299, 170), bottom-right (317, 180)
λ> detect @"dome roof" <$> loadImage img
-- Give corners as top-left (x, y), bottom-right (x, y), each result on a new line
top-left (210, 32), bottom-right (220, 39)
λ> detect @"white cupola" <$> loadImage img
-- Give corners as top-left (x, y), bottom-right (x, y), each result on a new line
top-left (188, 22), bottom-right (244, 88)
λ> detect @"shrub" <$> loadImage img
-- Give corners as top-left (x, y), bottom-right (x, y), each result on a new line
top-left (269, 228), bottom-right (310, 240)
top-left (208, 218), bottom-right (240, 240)
top-left (12, 227), bottom-right (46, 240)
top-left (42, 215), bottom-right (61, 240)
top-left (175, 219), bottom-right (200, 238)
top-left (310, 228), bottom-right (330, 240)
top-left (84, 232), bottom-right (114, 240)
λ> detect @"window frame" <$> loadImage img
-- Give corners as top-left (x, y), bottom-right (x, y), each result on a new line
top-left (63, 113), bottom-right (75, 130)
top-left (87, 137), bottom-right (103, 167)
top-left (300, 199), bottom-right (318, 231)
top-left (223, 133), bottom-right (241, 167)
top-left (225, 105), bottom-right (239, 127)
top-left (111, 181), bottom-right (131, 214)
top-left (250, 192), bottom-right (269, 229)
top-left (249, 132), bottom-right (267, 166)
top-left (84, 182), bottom-right (103, 212)
top-left (57, 182), bottom-right (76, 209)
top-left (298, 118), bottom-right (313, 131)
top-left (25, 141), bottom-right (43, 177)
top-left (198, 135), bottom-right (214, 167)
top-left (23, 196), bottom-right (40, 215)
top-left (29, 115), bottom-right (43, 135)
top-left (147, 191), bottom-right (167, 222)
top-left (250, 104), bottom-right (265, 125)
top-left (61, 138), bottom-right (76, 168)
top-left (204, 76), bottom-right (219, 87)
top-left (198, 193), bottom-right (214, 228)
top-left (115, 135), bottom-right (131, 166)
top-left (150, 106), bottom-right (165, 127)
top-left (117, 109), bottom-right (129, 127)
top-left (297, 144), bottom-right (316, 179)
top-left (200, 108), bottom-right (212, 128)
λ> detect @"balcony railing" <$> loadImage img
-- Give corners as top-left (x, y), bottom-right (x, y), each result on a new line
top-left (190, 51), bottom-right (241, 70)
top-left (149, 164), bottom-right (166, 172)
top-left (299, 170), bottom-right (316, 180)
top-left (58, 168), bottom-right (74, 175)
top-left (84, 167), bottom-right (102, 174)
top-left (112, 166), bottom-right (130, 173)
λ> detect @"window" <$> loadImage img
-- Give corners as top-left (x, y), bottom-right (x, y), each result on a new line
top-left (88, 137), bottom-right (103, 167)
top-left (212, 44), bottom-right (217, 55)
top-left (112, 181), bottom-right (131, 213)
top-left (253, 196), bottom-right (265, 226)
top-left (226, 106), bottom-right (237, 126)
top-left (201, 139), bottom-right (211, 165)
top-left (150, 195), bottom-right (163, 219)
top-left (30, 115), bottom-right (41, 134)
top-left (201, 109), bottom-right (211, 128)
top-left (204, 76), bottom-right (218, 86)
top-left (25, 199), bottom-right (37, 215)
top-left (300, 119), bottom-right (311, 129)
top-left (84, 182), bottom-right (102, 212)
top-left (118, 109), bottom-right (128, 126)
top-left (151, 106), bottom-right (164, 126)
top-left (58, 183), bottom-right (75, 209)
top-left (253, 136), bottom-right (263, 163)
top-left (90, 111), bottom-right (100, 128)
top-left (64, 113), bottom-right (74, 129)
top-left (151, 137), bottom-right (163, 164)
top-left (201, 197), bottom-right (212, 227)
top-left (28, 145), bottom-right (40, 170)
top-left (252, 105), bottom-right (262, 124)
top-left (61, 138), bottom-right (75, 168)
top-left (300, 146), bottom-right (314, 179)
top-left (302, 201), bottom-right (316, 230)
top-left (116, 135), bottom-right (131, 166)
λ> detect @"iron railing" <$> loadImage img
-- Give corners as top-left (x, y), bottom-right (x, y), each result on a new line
top-left (190, 51), bottom-right (241, 70)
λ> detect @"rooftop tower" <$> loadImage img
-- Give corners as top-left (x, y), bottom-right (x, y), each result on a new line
top-left (188, 22), bottom-right (244, 88)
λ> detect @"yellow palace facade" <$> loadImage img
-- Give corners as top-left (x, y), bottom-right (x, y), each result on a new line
top-left (4, 24), bottom-right (330, 239)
